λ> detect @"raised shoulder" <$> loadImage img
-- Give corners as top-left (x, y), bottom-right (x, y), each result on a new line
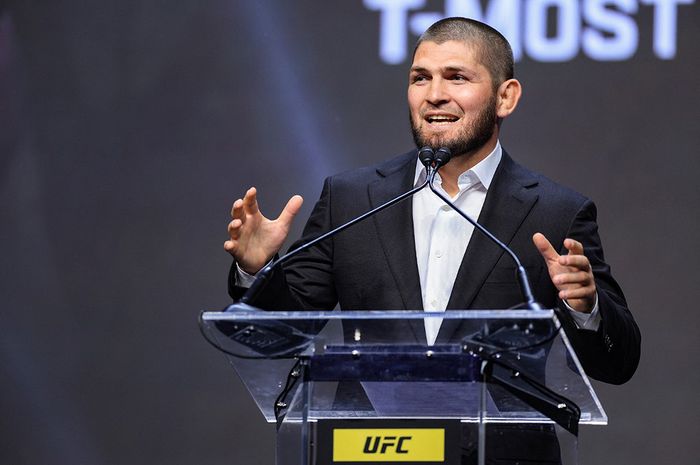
top-left (501, 150), bottom-right (591, 213)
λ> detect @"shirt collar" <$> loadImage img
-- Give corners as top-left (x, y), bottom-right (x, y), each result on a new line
top-left (413, 141), bottom-right (503, 189)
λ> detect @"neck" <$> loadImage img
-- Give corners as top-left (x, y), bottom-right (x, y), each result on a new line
top-left (438, 134), bottom-right (498, 196)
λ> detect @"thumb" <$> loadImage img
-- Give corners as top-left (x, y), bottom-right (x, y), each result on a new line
top-left (277, 195), bottom-right (304, 226)
top-left (533, 232), bottom-right (560, 263)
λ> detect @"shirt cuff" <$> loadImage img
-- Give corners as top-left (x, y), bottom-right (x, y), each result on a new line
top-left (564, 293), bottom-right (601, 331)
top-left (235, 262), bottom-right (263, 288)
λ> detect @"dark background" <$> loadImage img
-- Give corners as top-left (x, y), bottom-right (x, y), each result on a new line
top-left (1, 1), bottom-right (698, 464)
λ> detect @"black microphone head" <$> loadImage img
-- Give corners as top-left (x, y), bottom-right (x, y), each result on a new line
top-left (418, 146), bottom-right (435, 167)
top-left (435, 147), bottom-right (452, 168)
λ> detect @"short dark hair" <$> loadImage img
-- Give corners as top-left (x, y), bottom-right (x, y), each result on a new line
top-left (413, 17), bottom-right (514, 89)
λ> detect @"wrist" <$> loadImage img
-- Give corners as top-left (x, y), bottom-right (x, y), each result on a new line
top-left (563, 292), bottom-right (598, 314)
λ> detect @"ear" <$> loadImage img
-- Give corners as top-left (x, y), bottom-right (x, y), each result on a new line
top-left (495, 79), bottom-right (522, 118)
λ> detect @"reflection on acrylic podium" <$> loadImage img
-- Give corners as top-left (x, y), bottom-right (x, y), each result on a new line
top-left (200, 306), bottom-right (607, 465)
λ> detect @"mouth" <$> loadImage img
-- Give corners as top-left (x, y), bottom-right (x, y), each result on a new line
top-left (424, 114), bottom-right (459, 125)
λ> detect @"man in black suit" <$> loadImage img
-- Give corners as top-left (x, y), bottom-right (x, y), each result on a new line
top-left (224, 17), bottom-right (640, 463)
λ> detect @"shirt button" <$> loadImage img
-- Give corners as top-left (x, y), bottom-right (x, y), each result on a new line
top-left (440, 205), bottom-right (450, 212)
top-left (435, 250), bottom-right (443, 258)
top-left (430, 300), bottom-right (438, 308)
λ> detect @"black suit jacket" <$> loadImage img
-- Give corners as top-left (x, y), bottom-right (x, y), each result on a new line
top-left (230, 149), bottom-right (640, 385)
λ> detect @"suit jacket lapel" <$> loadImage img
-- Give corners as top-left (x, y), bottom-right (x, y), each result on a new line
top-left (444, 152), bottom-right (540, 310)
top-left (437, 153), bottom-right (539, 342)
top-left (368, 152), bottom-right (426, 343)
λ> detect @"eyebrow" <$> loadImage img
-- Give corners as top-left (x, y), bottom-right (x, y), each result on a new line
top-left (444, 65), bottom-right (470, 72)
top-left (410, 65), bottom-right (471, 73)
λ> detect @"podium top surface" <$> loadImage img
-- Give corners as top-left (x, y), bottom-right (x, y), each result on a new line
top-left (201, 306), bottom-right (607, 426)
top-left (203, 307), bottom-right (556, 321)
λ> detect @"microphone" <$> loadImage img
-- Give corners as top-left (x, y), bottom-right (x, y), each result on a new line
top-left (428, 147), bottom-right (542, 310)
top-left (418, 146), bottom-right (436, 167)
top-left (238, 149), bottom-right (436, 307)
top-left (434, 147), bottom-right (452, 168)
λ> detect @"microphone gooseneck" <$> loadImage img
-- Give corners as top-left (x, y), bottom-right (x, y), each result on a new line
top-left (428, 147), bottom-right (542, 310)
top-left (240, 149), bottom-right (437, 306)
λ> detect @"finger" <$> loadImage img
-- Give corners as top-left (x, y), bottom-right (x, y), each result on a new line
top-left (230, 198), bottom-right (243, 219)
top-left (557, 254), bottom-right (591, 270)
top-left (223, 239), bottom-right (237, 253)
top-left (532, 233), bottom-right (559, 262)
top-left (277, 195), bottom-right (304, 226)
top-left (242, 187), bottom-right (259, 215)
top-left (227, 219), bottom-right (242, 238)
top-left (564, 238), bottom-right (584, 255)
top-left (553, 271), bottom-right (592, 286)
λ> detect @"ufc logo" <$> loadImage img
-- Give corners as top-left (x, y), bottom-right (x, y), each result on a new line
top-left (363, 435), bottom-right (412, 454)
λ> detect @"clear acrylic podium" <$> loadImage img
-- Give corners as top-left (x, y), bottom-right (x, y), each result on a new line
top-left (200, 306), bottom-right (607, 465)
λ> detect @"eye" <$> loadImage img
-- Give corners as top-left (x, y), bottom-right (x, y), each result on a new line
top-left (450, 74), bottom-right (468, 82)
top-left (411, 73), bottom-right (429, 84)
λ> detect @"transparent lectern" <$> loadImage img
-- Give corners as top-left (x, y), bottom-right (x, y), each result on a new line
top-left (200, 305), bottom-right (607, 465)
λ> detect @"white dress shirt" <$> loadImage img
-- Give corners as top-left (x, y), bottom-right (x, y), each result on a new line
top-left (413, 143), bottom-right (502, 344)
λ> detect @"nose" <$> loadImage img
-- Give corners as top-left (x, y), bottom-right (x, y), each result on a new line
top-left (426, 78), bottom-right (449, 106)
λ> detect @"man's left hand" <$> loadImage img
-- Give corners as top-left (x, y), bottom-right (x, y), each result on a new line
top-left (533, 232), bottom-right (597, 313)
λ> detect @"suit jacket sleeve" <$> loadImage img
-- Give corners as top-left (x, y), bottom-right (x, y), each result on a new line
top-left (228, 176), bottom-right (338, 311)
top-left (557, 199), bottom-right (641, 384)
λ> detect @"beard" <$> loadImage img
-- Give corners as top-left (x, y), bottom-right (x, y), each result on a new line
top-left (410, 94), bottom-right (498, 158)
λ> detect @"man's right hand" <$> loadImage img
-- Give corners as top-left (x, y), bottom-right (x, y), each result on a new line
top-left (224, 187), bottom-right (304, 275)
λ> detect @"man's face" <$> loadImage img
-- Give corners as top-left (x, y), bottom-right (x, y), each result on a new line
top-left (408, 40), bottom-right (498, 157)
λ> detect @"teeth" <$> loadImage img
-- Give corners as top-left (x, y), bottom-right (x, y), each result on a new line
top-left (427, 115), bottom-right (458, 123)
